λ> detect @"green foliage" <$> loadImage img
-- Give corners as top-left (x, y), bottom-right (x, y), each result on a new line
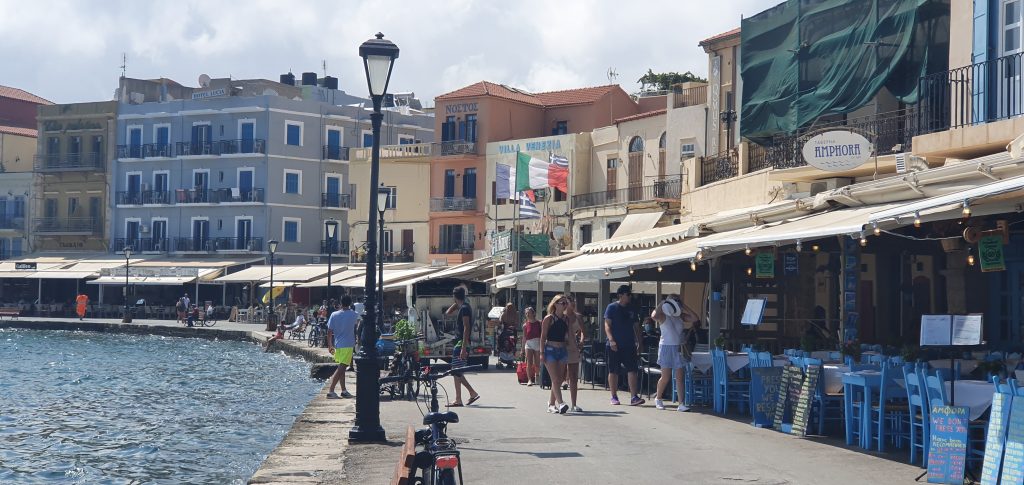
top-left (393, 318), bottom-right (416, 341)
top-left (637, 69), bottom-right (708, 92)
top-left (714, 335), bottom-right (727, 350)
top-left (841, 340), bottom-right (862, 362)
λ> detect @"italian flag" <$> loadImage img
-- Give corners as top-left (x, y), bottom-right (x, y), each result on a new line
top-left (516, 152), bottom-right (568, 194)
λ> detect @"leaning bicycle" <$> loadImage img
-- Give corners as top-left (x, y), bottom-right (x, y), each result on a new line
top-left (411, 364), bottom-right (483, 485)
top-left (307, 318), bottom-right (327, 348)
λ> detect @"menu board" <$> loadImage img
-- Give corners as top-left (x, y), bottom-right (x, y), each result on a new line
top-left (790, 365), bottom-right (821, 436)
top-left (750, 366), bottom-right (784, 428)
top-left (741, 298), bottom-right (767, 326)
top-left (1000, 397), bottom-right (1024, 485)
top-left (772, 366), bottom-right (798, 432)
top-left (927, 406), bottom-right (969, 484)
top-left (920, 315), bottom-right (953, 346)
top-left (951, 315), bottom-right (983, 346)
top-left (981, 392), bottom-right (1013, 485)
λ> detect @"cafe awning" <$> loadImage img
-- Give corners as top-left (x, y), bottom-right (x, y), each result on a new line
top-left (27, 271), bottom-right (97, 280)
top-left (537, 248), bottom-right (658, 282)
top-left (298, 269), bottom-right (365, 288)
top-left (868, 174), bottom-right (1024, 226)
top-left (610, 211), bottom-right (664, 239)
top-left (338, 267), bottom-right (439, 288)
top-left (382, 257), bottom-right (498, 289)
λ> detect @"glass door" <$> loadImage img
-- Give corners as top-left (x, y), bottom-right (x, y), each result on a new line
top-left (126, 220), bottom-right (140, 249)
top-left (326, 176), bottom-right (340, 207)
top-left (1000, 0), bottom-right (1024, 119)
top-left (192, 219), bottom-right (209, 251)
top-left (129, 128), bottom-right (142, 158)
top-left (239, 170), bottom-right (254, 201)
top-left (127, 174), bottom-right (141, 205)
top-left (240, 121), bottom-right (254, 153)
top-left (327, 129), bottom-right (341, 159)
top-left (151, 220), bottom-right (166, 251)
top-left (236, 218), bottom-right (252, 250)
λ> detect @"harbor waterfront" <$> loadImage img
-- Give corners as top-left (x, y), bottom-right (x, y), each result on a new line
top-left (0, 326), bottom-right (322, 484)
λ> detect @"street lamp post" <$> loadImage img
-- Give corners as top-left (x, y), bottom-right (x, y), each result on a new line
top-left (267, 240), bottom-right (279, 331)
top-left (122, 246), bottom-right (132, 323)
top-left (377, 185), bottom-right (388, 323)
top-left (325, 219), bottom-right (339, 303)
top-left (350, 32), bottom-right (398, 443)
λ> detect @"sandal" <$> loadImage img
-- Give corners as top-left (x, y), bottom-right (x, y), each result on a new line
top-left (467, 395), bottom-right (481, 406)
top-left (448, 402), bottom-right (464, 407)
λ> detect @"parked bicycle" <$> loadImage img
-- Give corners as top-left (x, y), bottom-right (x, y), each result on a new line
top-left (407, 364), bottom-right (483, 485)
top-left (380, 338), bottom-right (421, 401)
top-left (307, 318), bottom-right (328, 348)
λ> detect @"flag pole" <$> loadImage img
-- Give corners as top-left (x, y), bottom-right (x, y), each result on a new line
top-left (513, 150), bottom-right (520, 277)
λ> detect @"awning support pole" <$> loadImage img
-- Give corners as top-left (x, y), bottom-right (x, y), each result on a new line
top-left (37, 278), bottom-right (42, 305)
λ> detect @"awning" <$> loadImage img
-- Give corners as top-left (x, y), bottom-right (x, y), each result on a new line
top-left (298, 269), bottom-right (365, 288)
top-left (382, 257), bottom-right (498, 290)
top-left (0, 271), bottom-right (37, 279)
top-left (338, 268), bottom-right (439, 289)
top-left (493, 267), bottom-right (541, 289)
top-left (215, 266), bottom-right (275, 282)
top-left (610, 211), bottom-right (664, 239)
top-left (537, 248), bottom-right (658, 282)
top-left (87, 268), bottom-right (222, 286)
top-left (259, 281), bottom-right (299, 288)
top-left (89, 276), bottom-right (150, 285)
top-left (26, 271), bottom-right (97, 280)
top-left (868, 174), bottom-right (1024, 225)
top-left (273, 265), bottom-right (341, 283)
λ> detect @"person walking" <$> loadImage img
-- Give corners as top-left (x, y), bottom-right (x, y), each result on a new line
top-left (521, 307), bottom-right (542, 386)
top-left (564, 296), bottom-right (585, 412)
top-left (444, 286), bottom-right (480, 407)
top-left (541, 294), bottom-right (571, 414)
top-left (75, 293), bottom-right (89, 321)
top-left (653, 296), bottom-right (698, 412)
top-left (605, 285), bottom-right (644, 406)
top-left (327, 297), bottom-right (357, 398)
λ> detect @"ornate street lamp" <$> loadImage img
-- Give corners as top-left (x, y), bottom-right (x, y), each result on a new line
top-left (267, 239), bottom-right (279, 331)
top-left (325, 219), bottom-right (339, 302)
top-left (122, 246), bottom-right (132, 323)
top-left (377, 184), bottom-right (389, 323)
top-left (350, 32), bottom-right (398, 444)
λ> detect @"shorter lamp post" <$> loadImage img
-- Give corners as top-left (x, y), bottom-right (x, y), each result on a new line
top-left (122, 246), bottom-right (132, 323)
top-left (266, 239), bottom-right (279, 331)
top-left (377, 185), bottom-right (389, 320)
top-left (325, 219), bottom-right (338, 302)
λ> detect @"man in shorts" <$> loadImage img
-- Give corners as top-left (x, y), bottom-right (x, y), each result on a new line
top-left (605, 284), bottom-right (644, 406)
top-left (327, 297), bottom-right (356, 398)
top-left (444, 286), bottom-right (480, 406)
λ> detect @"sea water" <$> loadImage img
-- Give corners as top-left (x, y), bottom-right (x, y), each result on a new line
top-left (0, 329), bottom-right (321, 484)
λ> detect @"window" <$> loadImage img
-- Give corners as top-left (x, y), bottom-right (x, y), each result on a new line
top-left (384, 186), bottom-right (397, 209)
top-left (154, 125), bottom-right (170, 156)
top-left (464, 114), bottom-right (478, 142)
top-left (398, 135), bottom-right (415, 145)
top-left (606, 158), bottom-right (618, 193)
top-left (126, 219), bottom-right (141, 243)
top-left (579, 224), bottom-right (592, 246)
top-left (153, 171), bottom-right (169, 193)
top-left (284, 170), bottom-right (301, 194)
top-left (67, 197), bottom-right (79, 216)
top-left (190, 123), bottom-right (212, 155)
top-left (382, 229), bottom-right (394, 253)
top-left (91, 135), bottom-right (103, 156)
top-left (554, 188), bottom-right (566, 202)
top-left (128, 126), bottom-right (142, 157)
top-left (283, 218), bottom-right (300, 242)
top-left (285, 122), bottom-right (303, 146)
top-left (438, 224), bottom-right (475, 253)
top-left (46, 137), bottom-right (60, 155)
top-left (444, 169), bottom-right (455, 198)
top-left (462, 168), bottom-right (477, 198)
top-left (552, 121), bottom-right (568, 135)
top-left (89, 197), bottom-right (100, 219)
top-left (44, 199), bottom-right (57, 218)
top-left (680, 142), bottom-right (696, 158)
top-left (326, 128), bottom-right (342, 159)
top-left (607, 222), bottom-right (620, 239)
top-left (442, 116), bottom-right (457, 141)
top-left (68, 136), bottom-right (81, 160)
top-left (362, 130), bottom-right (374, 148)
top-left (491, 181), bottom-right (506, 205)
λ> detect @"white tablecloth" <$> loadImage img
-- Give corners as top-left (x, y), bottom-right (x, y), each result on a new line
top-left (823, 365), bottom-right (850, 393)
top-left (928, 359), bottom-right (980, 376)
top-left (690, 352), bottom-right (787, 373)
top-left (946, 380), bottom-right (994, 421)
top-left (1017, 370), bottom-right (1024, 381)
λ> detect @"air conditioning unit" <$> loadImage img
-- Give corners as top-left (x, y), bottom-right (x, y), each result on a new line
top-left (140, 224), bottom-right (149, 233)
top-left (894, 153), bottom-right (907, 174)
top-left (809, 177), bottom-right (852, 196)
top-left (311, 256), bottom-right (321, 264)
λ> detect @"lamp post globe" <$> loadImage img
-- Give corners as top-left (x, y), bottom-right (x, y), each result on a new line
top-left (122, 246), bottom-right (132, 323)
top-left (325, 220), bottom-right (338, 303)
top-left (267, 240), bottom-right (279, 331)
top-left (350, 32), bottom-right (398, 444)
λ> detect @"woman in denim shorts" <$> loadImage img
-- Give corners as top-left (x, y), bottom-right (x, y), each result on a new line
top-left (541, 294), bottom-right (571, 414)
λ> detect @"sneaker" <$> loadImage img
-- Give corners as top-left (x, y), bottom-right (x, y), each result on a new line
top-left (571, 405), bottom-right (584, 413)
top-left (558, 403), bottom-right (569, 414)
top-left (547, 405), bottom-right (558, 414)
top-left (677, 405), bottom-right (691, 412)
top-left (655, 399), bottom-right (665, 410)
top-left (562, 384), bottom-right (569, 390)
top-left (630, 396), bottom-right (646, 406)
top-left (610, 395), bottom-right (620, 405)
top-left (326, 391), bottom-right (340, 399)
top-left (340, 390), bottom-right (353, 398)
top-left (527, 382), bottom-right (535, 387)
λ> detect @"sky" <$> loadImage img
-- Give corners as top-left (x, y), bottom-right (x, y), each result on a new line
top-left (0, 0), bottom-right (780, 106)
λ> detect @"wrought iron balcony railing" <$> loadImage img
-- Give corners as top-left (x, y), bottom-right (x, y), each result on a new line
top-left (116, 190), bottom-right (172, 205)
top-left (321, 193), bottom-right (353, 209)
top-left (33, 217), bottom-right (100, 234)
top-left (172, 188), bottom-right (264, 204)
top-left (919, 51), bottom-right (1024, 134)
top-left (322, 145), bottom-right (350, 161)
top-left (173, 237), bottom-right (214, 252)
top-left (350, 142), bottom-right (433, 161)
top-left (438, 140), bottom-right (477, 156)
top-left (34, 152), bottom-right (104, 171)
top-left (210, 237), bottom-right (264, 252)
top-left (320, 239), bottom-right (351, 256)
top-left (350, 252), bottom-right (414, 263)
top-left (700, 153), bottom-right (739, 186)
top-left (430, 197), bottom-right (477, 212)
top-left (0, 217), bottom-right (25, 230)
top-left (571, 177), bottom-right (682, 210)
top-left (113, 238), bottom-right (170, 253)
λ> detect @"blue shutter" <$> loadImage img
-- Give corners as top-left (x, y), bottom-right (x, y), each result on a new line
top-left (285, 221), bottom-right (298, 242)
top-left (12, 238), bottom-right (22, 257)
top-left (973, 0), bottom-right (990, 123)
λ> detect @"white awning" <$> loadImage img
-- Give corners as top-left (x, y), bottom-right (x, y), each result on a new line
top-left (259, 281), bottom-right (300, 288)
top-left (868, 174), bottom-right (1024, 225)
top-left (89, 276), bottom-right (152, 285)
top-left (382, 257), bottom-right (497, 289)
top-left (337, 268), bottom-right (439, 288)
top-left (493, 267), bottom-right (541, 289)
top-left (610, 211), bottom-right (664, 238)
top-left (298, 269), bottom-right (366, 288)
top-left (215, 266), bottom-right (274, 282)
top-left (0, 271), bottom-right (38, 278)
top-left (26, 271), bottom-right (97, 280)
top-left (215, 265), bottom-right (345, 283)
top-left (537, 248), bottom-right (657, 282)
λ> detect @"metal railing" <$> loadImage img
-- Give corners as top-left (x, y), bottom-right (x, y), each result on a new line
top-left (173, 237), bottom-right (214, 252)
top-left (143, 143), bottom-right (174, 158)
top-left (172, 188), bottom-right (264, 204)
top-left (33, 152), bottom-right (104, 171)
top-left (700, 152), bottom-right (739, 186)
top-left (350, 142), bottom-right (433, 161)
top-left (321, 193), bottom-right (353, 209)
top-left (572, 177), bottom-right (682, 209)
top-left (0, 217), bottom-right (25, 230)
top-left (113, 238), bottom-right (170, 253)
top-left (431, 246), bottom-right (474, 255)
top-left (33, 217), bottom-right (99, 233)
top-left (116, 145), bottom-right (143, 159)
top-left (438, 140), bottom-right (477, 156)
top-left (320, 239), bottom-right (351, 256)
top-left (672, 84), bottom-right (707, 109)
top-left (322, 145), bottom-right (351, 161)
top-left (171, 139), bottom-right (266, 157)
top-left (210, 237), bottom-right (264, 252)
top-left (747, 107), bottom-right (920, 172)
top-left (116, 190), bottom-right (172, 205)
top-left (351, 252), bottom-right (414, 263)
top-left (430, 197), bottom-right (477, 212)
top-left (919, 51), bottom-right (1024, 134)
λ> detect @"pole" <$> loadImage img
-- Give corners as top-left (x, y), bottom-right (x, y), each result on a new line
top-left (378, 210), bottom-right (384, 326)
top-left (327, 235), bottom-right (333, 303)
top-left (350, 95), bottom-right (386, 443)
top-left (268, 253), bottom-right (275, 331)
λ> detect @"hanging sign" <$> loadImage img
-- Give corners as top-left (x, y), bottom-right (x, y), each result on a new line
top-left (755, 252), bottom-right (775, 279)
top-left (783, 252), bottom-right (799, 275)
top-left (978, 235), bottom-right (1006, 272)
top-left (801, 130), bottom-right (873, 172)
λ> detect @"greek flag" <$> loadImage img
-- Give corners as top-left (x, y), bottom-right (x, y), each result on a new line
top-left (519, 194), bottom-right (541, 219)
top-left (549, 153), bottom-right (569, 168)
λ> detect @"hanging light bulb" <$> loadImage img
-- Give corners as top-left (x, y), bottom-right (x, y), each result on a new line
top-left (746, 267), bottom-right (753, 276)
top-left (603, 269), bottom-right (610, 277)
top-left (812, 244), bottom-right (820, 253)
top-left (690, 260), bottom-right (697, 271)
top-left (696, 249), bottom-right (704, 261)
top-left (872, 222), bottom-right (881, 236)
top-left (795, 240), bottom-right (803, 253)
top-left (913, 211), bottom-right (921, 228)
top-left (962, 200), bottom-right (971, 217)
top-left (967, 247), bottom-right (976, 266)
top-left (859, 232), bottom-right (868, 247)
top-left (744, 245), bottom-right (752, 256)
top-left (628, 266), bottom-right (635, 276)
top-left (657, 263), bottom-right (663, 273)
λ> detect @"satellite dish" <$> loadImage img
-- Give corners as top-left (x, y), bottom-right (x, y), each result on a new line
top-left (262, 88), bottom-right (279, 97)
top-left (198, 74), bottom-right (211, 88)
top-left (553, 226), bottom-right (567, 239)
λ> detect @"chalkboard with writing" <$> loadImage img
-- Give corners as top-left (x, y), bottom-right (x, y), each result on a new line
top-left (981, 392), bottom-right (1013, 485)
top-left (772, 366), bottom-right (798, 432)
top-left (790, 365), bottom-right (821, 436)
top-left (927, 405), bottom-right (969, 484)
top-left (1000, 397), bottom-right (1024, 485)
top-left (750, 367), bottom-right (784, 428)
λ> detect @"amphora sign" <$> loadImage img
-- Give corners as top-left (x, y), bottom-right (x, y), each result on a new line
top-left (801, 130), bottom-right (873, 172)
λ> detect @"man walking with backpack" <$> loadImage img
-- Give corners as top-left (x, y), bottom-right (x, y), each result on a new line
top-left (605, 285), bottom-right (644, 406)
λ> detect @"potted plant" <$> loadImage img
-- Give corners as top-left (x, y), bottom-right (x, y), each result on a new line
top-left (714, 335), bottom-right (727, 350)
top-left (900, 344), bottom-right (919, 363)
top-left (393, 319), bottom-right (418, 354)
top-left (841, 340), bottom-right (862, 364)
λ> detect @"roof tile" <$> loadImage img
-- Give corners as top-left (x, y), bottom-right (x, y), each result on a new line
top-left (0, 125), bottom-right (38, 138)
top-left (615, 109), bottom-right (667, 124)
top-left (0, 85), bottom-right (53, 105)
top-left (699, 27), bottom-right (740, 46)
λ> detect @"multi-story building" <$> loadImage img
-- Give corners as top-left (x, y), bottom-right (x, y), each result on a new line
top-left (33, 101), bottom-right (117, 252)
top-left (0, 85), bottom-right (53, 257)
top-left (110, 74), bottom-right (432, 265)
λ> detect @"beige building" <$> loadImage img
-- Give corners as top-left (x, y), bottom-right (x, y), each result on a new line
top-left (0, 85), bottom-right (53, 257)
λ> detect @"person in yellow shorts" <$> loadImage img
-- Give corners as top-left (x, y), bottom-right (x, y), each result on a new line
top-left (327, 296), bottom-right (357, 398)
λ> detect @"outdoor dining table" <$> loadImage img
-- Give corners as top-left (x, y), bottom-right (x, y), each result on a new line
top-left (1017, 369), bottom-right (1024, 381)
top-left (927, 359), bottom-right (979, 376)
top-left (823, 364), bottom-right (850, 394)
top-left (842, 370), bottom-right (905, 450)
top-left (690, 351), bottom-right (787, 373)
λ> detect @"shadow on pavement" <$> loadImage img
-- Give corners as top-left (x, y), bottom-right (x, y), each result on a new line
top-left (457, 447), bottom-right (583, 459)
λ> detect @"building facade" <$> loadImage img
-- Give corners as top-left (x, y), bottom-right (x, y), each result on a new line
top-left (0, 85), bottom-right (53, 258)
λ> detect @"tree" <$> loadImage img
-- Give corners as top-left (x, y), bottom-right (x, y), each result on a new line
top-left (637, 69), bottom-right (708, 92)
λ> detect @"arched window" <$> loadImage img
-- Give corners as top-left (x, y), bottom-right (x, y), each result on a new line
top-left (658, 132), bottom-right (667, 150)
top-left (628, 136), bottom-right (644, 153)
top-left (657, 132), bottom-right (667, 178)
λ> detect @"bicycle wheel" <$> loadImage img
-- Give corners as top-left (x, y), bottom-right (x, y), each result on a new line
top-left (435, 468), bottom-right (456, 485)
top-left (307, 329), bottom-right (318, 348)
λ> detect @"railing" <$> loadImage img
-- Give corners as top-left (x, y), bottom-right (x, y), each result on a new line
top-left (113, 238), bottom-right (170, 253)
top-left (672, 84), bottom-right (708, 109)
top-left (430, 197), bottom-right (477, 212)
top-left (320, 239), bottom-right (351, 256)
top-left (0, 217), bottom-right (25, 230)
top-left (321, 193), bottom-right (353, 209)
top-left (747, 107), bottom-right (920, 172)
top-left (116, 145), bottom-right (143, 159)
top-left (173, 237), bottom-right (213, 252)
top-left (33, 152), bottom-right (104, 171)
top-left (431, 246), bottom-right (474, 255)
top-left (210, 237), bottom-right (264, 252)
top-left (572, 177), bottom-right (682, 209)
top-left (438, 140), bottom-right (477, 156)
top-left (217, 139), bottom-right (267, 155)
top-left (700, 152), bottom-right (739, 186)
top-left (33, 217), bottom-right (99, 233)
top-left (350, 142), bottom-right (433, 161)
top-left (322, 145), bottom-right (351, 161)
top-left (143, 143), bottom-right (173, 158)
top-left (117, 190), bottom-right (172, 205)
top-left (351, 252), bottom-right (414, 263)
top-left (919, 52), bottom-right (1024, 134)
top-left (172, 188), bottom-right (264, 204)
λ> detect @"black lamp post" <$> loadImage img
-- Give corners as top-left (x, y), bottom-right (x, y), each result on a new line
top-left (325, 219), bottom-right (338, 302)
top-left (377, 185), bottom-right (388, 322)
top-left (122, 246), bottom-right (132, 323)
top-left (267, 239), bottom-right (279, 331)
top-left (350, 32), bottom-right (398, 444)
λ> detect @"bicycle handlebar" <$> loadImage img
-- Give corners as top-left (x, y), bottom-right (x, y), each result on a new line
top-left (379, 373), bottom-right (412, 385)
top-left (419, 364), bottom-right (484, 381)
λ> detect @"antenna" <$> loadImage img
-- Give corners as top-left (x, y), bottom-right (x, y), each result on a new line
top-left (322, 60), bottom-right (327, 77)
top-left (606, 67), bottom-right (619, 84)
top-left (120, 53), bottom-right (127, 78)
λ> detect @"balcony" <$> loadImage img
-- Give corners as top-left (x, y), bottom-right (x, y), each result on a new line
top-left (430, 246), bottom-right (474, 255)
top-left (113, 238), bottom-right (170, 253)
top-left (351, 251), bottom-right (414, 263)
top-left (173, 237), bottom-right (213, 252)
top-left (350, 142), bottom-right (433, 161)
top-left (169, 139), bottom-right (266, 157)
top-left (438, 140), bottom-right (477, 156)
top-left (33, 217), bottom-right (99, 234)
top-left (320, 239), bottom-right (351, 256)
top-left (572, 177), bottom-right (682, 210)
top-left (700, 152), bottom-right (739, 186)
top-left (919, 52), bottom-right (1024, 134)
top-left (322, 145), bottom-right (351, 161)
top-left (430, 197), bottom-right (477, 212)
top-left (34, 152), bottom-right (105, 172)
top-left (747, 108), bottom-right (919, 172)
top-left (321, 192), bottom-right (353, 209)
top-left (173, 188), bottom-right (264, 204)
top-left (117, 190), bottom-right (172, 205)
top-left (0, 217), bottom-right (25, 230)
top-left (210, 237), bottom-right (264, 252)
top-left (671, 84), bottom-right (708, 109)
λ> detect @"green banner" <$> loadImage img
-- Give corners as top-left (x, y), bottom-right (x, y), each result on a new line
top-left (979, 235), bottom-right (1005, 273)
top-left (755, 252), bottom-right (775, 279)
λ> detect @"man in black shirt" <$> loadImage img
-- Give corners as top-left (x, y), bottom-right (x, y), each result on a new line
top-left (444, 286), bottom-right (481, 406)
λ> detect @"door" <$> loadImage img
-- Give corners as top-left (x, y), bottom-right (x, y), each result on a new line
top-left (326, 176), bottom-right (340, 207)
top-left (191, 124), bottom-right (212, 154)
top-left (402, 229), bottom-right (414, 257)
top-left (192, 219), bottom-right (210, 250)
top-left (327, 129), bottom-right (341, 159)
top-left (1000, 0), bottom-right (1024, 119)
top-left (127, 174), bottom-right (141, 204)
top-left (154, 172), bottom-right (168, 203)
top-left (155, 126), bottom-right (169, 156)
top-left (68, 136), bottom-right (81, 163)
top-left (239, 170), bottom-right (254, 201)
top-left (240, 121), bottom-right (254, 152)
top-left (129, 128), bottom-right (142, 158)
top-left (193, 171), bottom-right (209, 202)
top-left (236, 218), bottom-right (252, 250)
top-left (362, 132), bottom-right (374, 148)
top-left (382, 229), bottom-right (394, 254)
top-left (444, 170), bottom-right (455, 198)
top-left (126, 220), bottom-right (140, 248)
top-left (151, 220), bottom-right (166, 250)
top-left (89, 197), bottom-right (100, 229)
top-left (606, 159), bottom-right (617, 198)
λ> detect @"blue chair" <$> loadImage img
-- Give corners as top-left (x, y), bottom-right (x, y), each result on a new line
top-left (749, 351), bottom-right (773, 368)
top-left (712, 348), bottom-right (749, 414)
top-left (870, 362), bottom-right (909, 452)
top-left (866, 354), bottom-right (885, 365)
top-left (903, 364), bottom-right (930, 466)
top-left (924, 370), bottom-right (948, 410)
top-left (683, 361), bottom-right (713, 406)
top-left (828, 351), bottom-right (842, 361)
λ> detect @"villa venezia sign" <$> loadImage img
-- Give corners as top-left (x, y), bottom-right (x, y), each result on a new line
top-left (801, 130), bottom-right (873, 172)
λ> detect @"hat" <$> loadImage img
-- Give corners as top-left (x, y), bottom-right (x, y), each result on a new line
top-left (661, 299), bottom-right (681, 317)
top-left (615, 284), bottom-right (632, 296)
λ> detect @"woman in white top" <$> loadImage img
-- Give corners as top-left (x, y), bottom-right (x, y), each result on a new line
top-left (653, 296), bottom-right (698, 412)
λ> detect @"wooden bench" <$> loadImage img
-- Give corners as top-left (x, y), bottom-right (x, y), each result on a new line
top-left (0, 307), bottom-right (20, 319)
top-left (390, 425), bottom-right (417, 485)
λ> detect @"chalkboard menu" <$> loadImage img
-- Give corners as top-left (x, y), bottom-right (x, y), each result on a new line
top-left (927, 406), bottom-right (969, 484)
top-left (1000, 397), bottom-right (1024, 485)
top-left (790, 365), bottom-right (821, 436)
top-left (750, 367), bottom-right (784, 428)
top-left (772, 366), bottom-right (799, 432)
top-left (981, 392), bottom-right (1013, 485)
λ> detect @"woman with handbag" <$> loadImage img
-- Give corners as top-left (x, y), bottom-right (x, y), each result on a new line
top-left (521, 307), bottom-right (542, 386)
top-left (653, 296), bottom-right (699, 412)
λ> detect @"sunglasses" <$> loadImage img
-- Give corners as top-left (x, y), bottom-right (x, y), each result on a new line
top-left (556, 300), bottom-right (567, 305)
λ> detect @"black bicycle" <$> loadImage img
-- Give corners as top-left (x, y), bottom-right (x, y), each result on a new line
top-left (307, 318), bottom-right (327, 348)
top-left (411, 364), bottom-right (483, 485)
top-left (380, 339), bottom-right (421, 401)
